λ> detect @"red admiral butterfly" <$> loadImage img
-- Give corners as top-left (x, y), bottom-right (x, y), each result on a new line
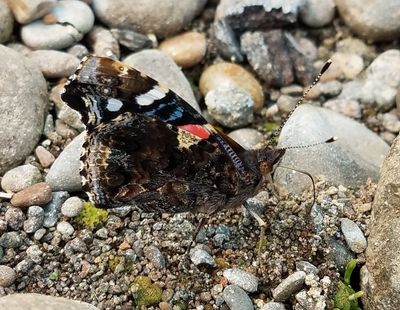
top-left (61, 56), bottom-right (331, 215)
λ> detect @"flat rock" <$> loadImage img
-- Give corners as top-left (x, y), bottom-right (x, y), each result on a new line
top-left (272, 271), bottom-right (306, 302)
top-left (10, 182), bottom-right (52, 207)
top-left (223, 268), bottom-right (258, 293)
top-left (275, 104), bottom-right (389, 194)
top-left (0, 45), bottom-right (47, 174)
top-left (1, 164), bottom-right (42, 192)
top-left (0, 0), bottom-right (13, 43)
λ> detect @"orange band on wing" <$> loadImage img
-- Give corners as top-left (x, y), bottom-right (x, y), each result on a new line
top-left (178, 124), bottom-right (211, 140)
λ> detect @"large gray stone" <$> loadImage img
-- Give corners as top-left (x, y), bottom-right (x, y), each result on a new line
top-left (0, 0), bottom-right (13, 43)
top-left (0, 45), bottom-right (47, 174)
top-left (361, 135), bottom-right (400, 310)
top-left (275, 105), bottom-right (389, 193)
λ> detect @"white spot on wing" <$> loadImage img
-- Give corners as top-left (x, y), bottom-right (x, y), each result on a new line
top-left (106, 98), bottom-right (123, 112)
top-left (136, 85), bottom-right (167, 106)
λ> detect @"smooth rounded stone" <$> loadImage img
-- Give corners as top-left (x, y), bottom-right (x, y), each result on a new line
top-left (10, 182), bottom-right (52, 208)
top-left (228, 128), bottom-right (265, 150)
top-left (5, 207), bottom-right (25, 230)
top-left (0, 293), bottom-right (99, 310)
top-left (61, 196), bottom-right (83, 218)
top-left (318, 80), bottom-right (343, 97)
top-left (323, 99), bottom-right (361, 119)
top-left (340, 218), bottom-right (367, 253)
top-left (272, 271), bottom-right (306, 302)
top-left (0, 265), bottom-right (16, 287)
top-left (0, 46), bottom-right (47, 174)
top-left (92, 0), bottom-right (207, 38)
top-left (33, 228), bottom-right (46, 240)
top-left (295, 261), bottom-right (319, 275)
top-left (27, 50), bottom-right (80, 78)
top-left (124, 50), bottom-right (200, 112)
top-left (1, 164), bottom-right (42, 192)
top-left (23, 206), bottom-right (45, 233)
top-left (159, 32), bottom-right (207, 68)
top-left (6, 0), bottom-right (55, 24)
top-left (143, 246), bottom-right (166, 269)
top-left (336, 0), bottom-right (400, 42)
top-left (275, 105), bottom-right (389, 194)
top-left (110, 28), bottom-right (154, 52)
top-left (190, 246), bottom-right (216, 267)
top-left (222, 285), bottom-right (254, 310)
top-left (362, 135), bottom-right (400, 309)
top-left (382, 113), bottom-right (400, 133)
top-left (336, 37), bottom-right (375, 60)
top-left (57, 221), bottom-right (75, 236)
top-left (0, 231), bottom-right (22, 248)
top-left (67, 44), bottom-right (89, 59)
top-left (87, 26), bottom-right (120, 59)
top-left (261, 302), bottom-right (286, 310)
top-left (21, 0), bottom-right (94, 49)
top-left (223, 268), bottom-right (258, 293)
top-left (205, 87), bottom-right (254, 128)
top-left (0, 0), bottom-right (13, 43)
top-left (277, 95), bottom-right (297, 114)
top-left (327, 238), bottom-right (354, 273)
top-left (46, 132), bottom-right (84, 192)
top-left (43, 191), bottom-right (70, 227)
top-left (299, 0), bottom-right (335, 28)
top-left (35, 146), bottom-right (55, 168)
top-left (55, 119), bottom-right (79, 139)
top-left (200, 62), bottom-right (264, 111)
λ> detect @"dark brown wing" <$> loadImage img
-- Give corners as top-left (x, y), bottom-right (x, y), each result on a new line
top-left (81, 112), bottom-right (262, 213)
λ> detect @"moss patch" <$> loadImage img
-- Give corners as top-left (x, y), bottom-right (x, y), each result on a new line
top-left (75, 201), bottom-right (108, 230)
top-left (132, 276), bottom-right (162, 307)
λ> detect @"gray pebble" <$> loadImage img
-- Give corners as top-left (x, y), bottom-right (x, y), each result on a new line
top-left (95, 227), bottom-right (108, 239)
top-left (23, 206), bottom-right (45, 234)
top-left (88, 26), bottom-right (120, 59)
top-left (323, 99), bottom-right (362, 118)
top-left (15, 259), bottom-right (34, 274)
top-left (0, 0), bottom-right (14, 43)
top-left (340, 218), bottom-right (367, 253)
top-left (222, 285), bottom-right (254, 310)
top-left (261, 302), bottom-right (286, 310)
top-left (295, 261), bottom-right (319, 275)
top-left (0, 265), bottom-right (17, 287)
top-left (382, 113), bottom-right (400, 133)
top-left (190, 246), bottom-right (216, 267)
top-left (67, 44), bottom-right (89, 59)
top-left (223, 268), bottom-right (258, 293)
top-left (26, 244), bottom-right (43, 263)
top-left (228, 128), bottom-right (265, 150)
top-left (5, 207), bottom-right (25, 230)
top-left (33, 228), bottom-right (46, 240)
top-left (318, 80), bottom-right (343, 97)
top-left (213, 233), bottom-right (229, 247)
top-left (0, 246), bottom-right (3, 260)
top-left (61, 196), bottom-right (83, 218)
top-left (205, 87), bottom-right (254, 128)
top-left (43, 191), bottom-right (70, 227)
top-left (327, 238), bottom-right (354, 273)
top-left (111, 28), bottom-right (154, 52)
top-left (144, 245), bottom-right (166, 269)
top-left (299, 0), bottom-right (335, 28)
top-left (57, 221), bottom-right (75, 236)
top-left (277, 95), bottom-right (297, 114)
top-left (272, 271), bottom-right (306, 302)
top-left (0, 231), bottom-right (23, 249)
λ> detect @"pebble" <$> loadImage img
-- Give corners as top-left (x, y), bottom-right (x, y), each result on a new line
top-left (55, 119), bottom-right (78, 139)
top-left (159, 32), bottom-right (207, 68)
top-left (46, 132), bottom-right (84, 192)
top-left (6, 0), bottom-right (54, 24)
top-left (0, 231), bottom-right (23, 249)
top-left (87, 26), bottom-right (120, 59)
top-left (26, 244), bottom-right (43, 263)
top-left (228, 128), bottom-right (265, 150)
top-left (35, 146), bottom-right (55, 168)
top-left (43, 191), bottom-right (70, 227)
top-left (144, 246), bottom-right (166, 269)
top-left (222, 285), bottom-right (254, 310)
top-left (33, 228), bottom-right (46, 240)
top-left (0, 46), bottom-right (47, 175)
top-left (21, 0), bottom-right (94, 49)
top-left (336, 37), bottom-right (375, 60)
top-left (190, 246), bottom-right (216, 267)
top-left (277, 95), bottom-right (297, 114)
top-left (67, 44), bottom-right (89, 59)
top-left (23, 206), bottom-right (45, 234)
top-left (299, 0), bottom-right (335, 28)
top-left (95, 227), bottom-right (108, 239)
top-left (57, 221), bottom-right (75, 236)
top-left (340, 218), bottom-right (367, 253)
top-left (5, 207), bottom-right (25, 230)
top-left (275, 105), bottom-right (389, 194)
top-left (382, 113), bottom-right (400, 133)
top-left (27, 50), bottom-right (80, 79)
top-left (261, 302), bottom-right (286, 310)
top-left (336, 0), bottom-right (400, 42)
top-left (1, 164), bottom-right (42, 192)
top-left (0, 265), bottom-right (17, 287)
top-left (110, 28), bottom-right (153, 52)
top-left (61, 197), bottom-right (83, 218)
top-left (92, 0), bottom-right (207, 38)
top-left (0, 0), bottom-right (13, 43)
top-left (295, 261), bottom-right (319, 275)
top-left (205, 87), bottom-right (254, 128)
top-left (124, 49), bottom-right (200, 112)
top-left (10, 182), bottom-right (52, 208)
top-left (318, 81), bottom-right (343, 97)
top-left (211, 19), bottom-right (243, 62)
top-left (327, 238), bottom-right (354, 273)
top-left (199, 62), bottom-right (264, 111)
top-left (272, 271), bottom-right (306, 302)
top-left (323, 99), bottom-right (362, 119)
top-left (223, 269), bottom-right (258, 293)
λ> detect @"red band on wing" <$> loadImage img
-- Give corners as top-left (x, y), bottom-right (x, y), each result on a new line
top-left (178, 124), bottom-right (210, 140)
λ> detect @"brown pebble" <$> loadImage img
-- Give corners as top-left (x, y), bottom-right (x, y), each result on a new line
top-left (119, 241), bottom-right (131, 250)
top-left (35, 145), bottom-right (55, 168)
top-left (159, 301), bottom-right (172, 310)
top-left (159, 32), bottom-right (206, 68)
top-left (11, 182), bottom-right (52, 207)
top-left (199, 62), bottom-right (264, 111)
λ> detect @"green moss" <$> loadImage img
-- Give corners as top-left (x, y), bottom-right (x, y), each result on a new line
top-left (215, 257), bottom-right (229, 269)
top-left (75, 201), bottom-right (108, 230)
top-left (174, 300), bottom-right (188, 310)
top-left (49, 272), bottom-right (58, 281)
top-left (263, 122), bottom-right (279, 132)
top-left (108, 256), bottom-right (122, 271)
top-left (133, 276), bottom-right (162, 307)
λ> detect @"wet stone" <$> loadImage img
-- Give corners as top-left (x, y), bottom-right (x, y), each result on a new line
top-left (340, 218), bottom-right (367, 253)
top-left (61, 196), bottom-right (83, 218)
top-left (43, 191), bottom-right (70, 227)
top-left (23, 206), bottom-right (45, 234)
top-left (222, 285), bottom-right (253, 310)
top-left (0, 265), bottom-right (17, 287)
top-left (5, 207), bottom-right (25, 230)
top-left (1, 164), bottom-right (42, 193)
top-left (223, 268), bottom-right (258, 293)
top-left (272, 271), bottom-right (306, 302)
top-left (144, 245), bottom-right (166, 269)
top-left (10, 182), bottom-right (52, 208)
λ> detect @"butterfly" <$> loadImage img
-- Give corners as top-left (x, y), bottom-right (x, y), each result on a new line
top-left (61, 56), bottom-right (287, 214)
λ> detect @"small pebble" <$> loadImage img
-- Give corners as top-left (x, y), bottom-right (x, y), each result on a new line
top-left (67, 44), bottom-right (89, 59)
top-left (323, 99), bottom-right (362, 118)
top-left (261, 302), bottom-right (286, 310)
top-left (222, 285), bottom-right (254, 310)
top-left (296, 261), bottom-right (319, 275)
top-left (10, 182), bottom-right (52, 208)
top-left (190, 246), bottom-right (216, 267)
top-left (26, 244), bottom-right (43, 263)
top-left (144, 246), bottom-right (166, 269)
top-left (228, 128), bottom-right (265, 150)
top-left (5, 207), bottom-right (25, 230)
top-left (87, 26), bottom-right (120, 59)
top-left (1, 164), bottom-right (42, 192)
top-left (0, 265), bottom-right (17, 287)
top-left (223, 268), bottom-right (258, 293)
top-left (35, 146), bottom-right (55, 168)
top-left (61, 196), bottom-right (83, 217)
top-left (382, 113), bottom-right (400, 133)
top-left (299, 0), bottom-right (335, 28)
top-left (33, 228), bottom-right (46, 240)
top-left (277, 95), bottom-right (297, 114)
top-left (0, 231), bottom-right (23, 249)
top-left (159, 31), bottom-right (207, 68)
top-left (43, 191), bottom-right (70, 227)
top-left (272, 271), bottom-right (306, 302)
top-left (23, 206), bottom-right (45, 234)
top-left (110, 28), bottom-right (153, 52)
top-left (340, 218), bottom-right (367, 253)
top-left (57, 221), bottom-right (75, 236)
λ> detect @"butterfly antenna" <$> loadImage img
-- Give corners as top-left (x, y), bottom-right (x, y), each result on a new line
top-left (277, 136), bottom-right (337, 151)
top-left (274, 59), bottom-right (332, 137)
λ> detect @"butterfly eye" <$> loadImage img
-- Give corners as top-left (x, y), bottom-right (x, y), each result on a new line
top-left (98, 85), bottom-right (113, 97)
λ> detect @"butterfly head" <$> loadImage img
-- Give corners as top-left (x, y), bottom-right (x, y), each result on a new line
top-left (256, 148), bottom-right (286, 176)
